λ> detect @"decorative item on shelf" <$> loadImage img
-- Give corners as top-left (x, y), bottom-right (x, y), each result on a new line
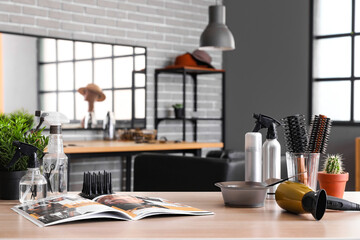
top-left (172, 104), bottom-right (184, 119)
top-left (318, 154), bottom-right (349, 198)
top-left (199, 0), bottom-right (235, 51)
top-left (166, 50), bottom-right (215, 70)
top-left (0, 111), bottom-right (48, 200)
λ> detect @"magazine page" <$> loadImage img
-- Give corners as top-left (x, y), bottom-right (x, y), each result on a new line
top-left (12, 194), bottom-right (131, 227)
top-left (94, 194), bottom-right (214, 220)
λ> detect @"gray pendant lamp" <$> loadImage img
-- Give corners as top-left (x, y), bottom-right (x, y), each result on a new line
top-left (199, 3), bottom-right (235, 51)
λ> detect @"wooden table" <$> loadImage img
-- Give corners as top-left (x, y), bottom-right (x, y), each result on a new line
top-left (63, 140), bottom-right (223, 154)
top-left (63, 140), bottom-right (223, 191)
top-left (2, 191), bottom-right (360, 239)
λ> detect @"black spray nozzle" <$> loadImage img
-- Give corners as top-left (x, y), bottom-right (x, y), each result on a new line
top-left (7, 141), bottom-right (42, 169)
top-left (33, 110), bottom-right (46, 133)
top-left (252, 113), bottom-right (281, 139)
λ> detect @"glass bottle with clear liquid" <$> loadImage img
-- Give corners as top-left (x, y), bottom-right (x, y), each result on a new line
top-left (43, 125), bottom-right (68, 196)
top-left (19, 153), bottom-right (48, 203)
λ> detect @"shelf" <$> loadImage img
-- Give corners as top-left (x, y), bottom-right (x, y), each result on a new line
top-left (156, 117), bottom-right (222, 122)
top-left (155, 67), bottom-right (225, 75)
top-left (154, 67), bottom-right (225, 144)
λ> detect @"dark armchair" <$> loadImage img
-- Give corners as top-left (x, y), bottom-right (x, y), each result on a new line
top-left (133, 153), bottom-right (244, 191)
top-left (133, 151), bottom-right (287, 191)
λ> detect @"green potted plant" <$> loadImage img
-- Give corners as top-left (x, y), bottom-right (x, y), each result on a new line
top-left (172, 103), bottom-right (184, 119)
top-left (318, 154), bottom-right (349, 198)
top-left (0, 111), bottom-right (49, 200)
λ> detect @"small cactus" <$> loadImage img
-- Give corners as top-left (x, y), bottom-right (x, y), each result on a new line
top-left (322, 154), bottom-right (344, 174)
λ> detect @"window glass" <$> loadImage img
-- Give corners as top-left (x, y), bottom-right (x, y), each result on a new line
top-left (314, 37), bottom-right (351, 78)
top-left (355, 0), bottom-right (360, 32)
top-left (40, 64), bottom-right (56, 91)
top-left (94, 59), bottom-right (112, 89)
top-left (57, 40), bottom-right (73, 61)
top-left (135, 73), bottom-right (146, 87)
top-left (40, 93), bottom-right (56, 111)
top-left (39, 38), bottom-right (56, 62)
top-left (75, 61), bottom-right (92, 89)
top-left (58, 92), bottom-right (74, 120)
top-left (135, 47), bottom-right (146, 54)
top-left (135, 89), bottom-right (145, 119)
top-left (353, 81), bottom-right (360, 121)
top-left (96, 90), bottom-right (113, 121)
top-left (114, 46), bottom-right (133, 56)
top-left (58, 62), bottom-right (74, 91)
top-left (75, 41), bottom-right (92, 60)
top-left (75, 92), bottom-right (88, 121)
top-left (94, 43), bottom-right (112, 58)
top-left (314, 0), bottom-right (352, 35)
top-left (114, 57), bottom-right (133, 88)
top-left (354, 36), bottom-right (360, 77)
top-left (135, 55), bottom-right (146, 71)
top-left (114, 90), bottom-right (132, 120)
top-left (313, 81), bottom-right (351, 121)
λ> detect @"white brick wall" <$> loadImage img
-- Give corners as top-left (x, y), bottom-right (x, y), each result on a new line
top-left (0, 0), bottom-right (223, 190)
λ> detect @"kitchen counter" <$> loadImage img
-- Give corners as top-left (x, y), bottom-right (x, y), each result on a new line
top-left (2, 191), bottom-right (360, 239)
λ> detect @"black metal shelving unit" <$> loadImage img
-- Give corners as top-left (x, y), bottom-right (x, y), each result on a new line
top-left (154, 67), bottom-right (225, 145)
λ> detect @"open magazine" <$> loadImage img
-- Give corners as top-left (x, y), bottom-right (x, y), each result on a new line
top-left (11, 194), bottom-right (213, 227)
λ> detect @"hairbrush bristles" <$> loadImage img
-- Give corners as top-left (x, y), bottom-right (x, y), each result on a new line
top-left (80, 171), bottom-right (113, 199)
top-left (308, 114), bottom-right (331, 154)
top-left (281, 114), bottom-right (308, 153)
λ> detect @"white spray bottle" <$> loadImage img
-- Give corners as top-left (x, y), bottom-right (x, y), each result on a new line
top-left (38, 111), bottom-right (70, 196)
top-left (252, 114), bottom-right (281, 199)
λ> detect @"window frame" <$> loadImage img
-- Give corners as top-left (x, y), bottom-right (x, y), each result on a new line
top-left (310, 0), bottom-right (360, 126)
top-left (37, 38), bottom-right (147, 130)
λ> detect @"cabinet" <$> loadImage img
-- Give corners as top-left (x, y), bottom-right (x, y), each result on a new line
top-left (154, 66), bottom-right (225, 145)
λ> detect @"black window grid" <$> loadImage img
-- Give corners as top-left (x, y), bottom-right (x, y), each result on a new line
top-left (37, 38), bottom-right (147, 129)
top-left (310, 0), bottom-right (360, 126)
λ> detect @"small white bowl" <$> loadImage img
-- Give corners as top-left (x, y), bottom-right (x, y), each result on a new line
top-left (215, 181), bottom-right (268, 208)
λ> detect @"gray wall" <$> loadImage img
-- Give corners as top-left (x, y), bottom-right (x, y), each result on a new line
top-left (224, 0), bottom-right (357, 190)
top-left (2, 34), bottom-right (37, 113)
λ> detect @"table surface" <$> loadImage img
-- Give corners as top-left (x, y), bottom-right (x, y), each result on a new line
top-left (2, 192), bottom-right (360, 239)
top-left (63, 140), bottom-right (223, 154)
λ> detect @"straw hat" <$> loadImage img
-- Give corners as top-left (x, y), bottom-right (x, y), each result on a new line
top-left (78, 83), bottom-right (106, 102)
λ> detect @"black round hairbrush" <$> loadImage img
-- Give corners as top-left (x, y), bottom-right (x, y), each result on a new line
top-left (281, 114), bottom-right (308, 153)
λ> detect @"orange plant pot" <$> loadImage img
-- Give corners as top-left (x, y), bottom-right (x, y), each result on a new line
top-left (317, 172), bottom-right (349, 198)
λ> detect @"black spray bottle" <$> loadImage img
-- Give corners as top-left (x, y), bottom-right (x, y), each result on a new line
top-left (253, 114), bottom-right (281, 199)
top-left (8, 141), bottom-right (47, 203)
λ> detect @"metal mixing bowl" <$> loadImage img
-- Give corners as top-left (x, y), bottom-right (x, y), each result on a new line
top-left (215, 181), bottom-right (268, 208)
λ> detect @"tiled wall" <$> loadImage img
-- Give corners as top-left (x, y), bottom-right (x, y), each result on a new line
top-left (0, 0), bottom-right (223, 190)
